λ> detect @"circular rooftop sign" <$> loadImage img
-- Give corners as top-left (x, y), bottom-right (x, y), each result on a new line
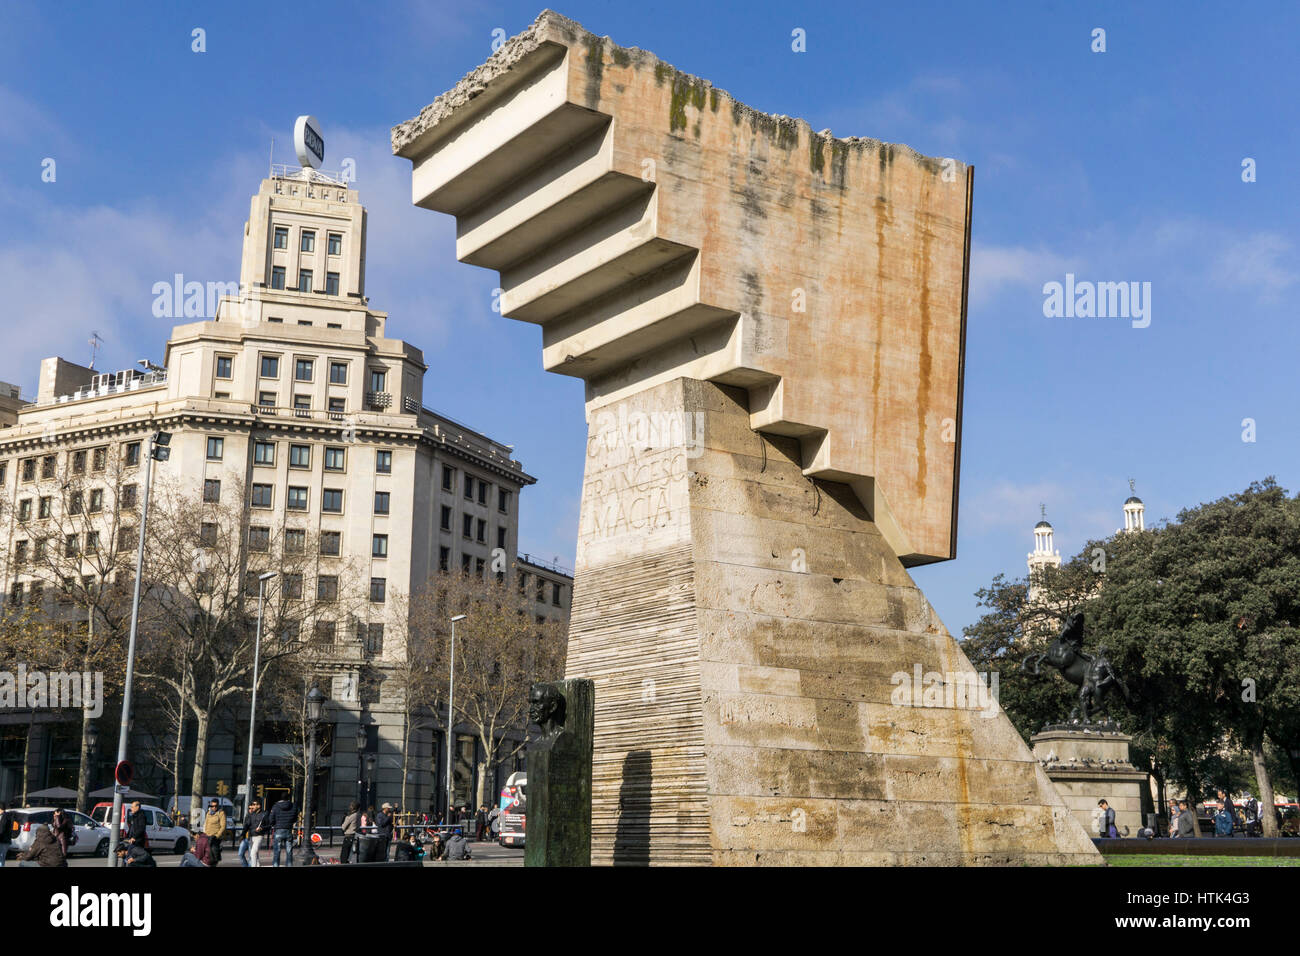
top-left (294, 115), bottom-right (325, 169)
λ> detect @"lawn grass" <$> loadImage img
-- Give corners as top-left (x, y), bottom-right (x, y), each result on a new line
top-left (1103, 854), bottom-right (1300, 867)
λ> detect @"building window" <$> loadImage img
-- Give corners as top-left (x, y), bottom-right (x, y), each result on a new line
top-left (91, 447), bottom-right (106, 471)
top-left (320, 531), bottom-right (341, 555)
top-left (369, 577), bottom-right (387, 604)
top-left (253, 441), bottom-right (275, 466)
top-left (461, 552), bottom-right (472, 572)
top-left (295, 358), bottom-right (314, 382)
top-left (463, 474), bottom-right (473, 500)
top-left (249, 526), bottom-right (270, 552)
top-left (273, 226), bottom-right (288, 250)
top-left (124, 442), bottom-right (141, 467)
top-left (271, 266), bottom-right (286, 290)
top-left (368, 369), bottom-right (387, 393)
top-left (442, 466), bottom-right (454, 491)
top-left (478, 482), bottom-right (489, 506)
top-left (499, 489), bottom-right (511, 514)
top-left (328, 397), bottom-right (345, 414)
top-left (38, 497), bottom-right (52, 519)
top-left (324, 447), bottom-right (345, 471)
top-left (372, 534), bottom-right (388, 558)
top-left (14, 540), bottom-right (27, 564)
top-left (326, 272), bottom-right (340, 295)
top-left (301, 230), bottom-right (315, 253)
top-left (17, 499), bottom-right (31, 522)
top-left (257, 391), bottom-right (276, 410)
top-left (439, 546), bottom-right (450, 571)
top-left (289, 444), bottom-right (311, 468)
top-left (327, 232), bottom-right (342, 256)
top-left (200, 522), bottom-right (217, 547)
top-left (120, 484), bottom-right (137, 509)
top-left (251, 483), bottom-right (274, 508)
top-left (312, 620), bottom-right (336, 645)
top-left (440, 505), bottom-right (451, 532)
top-left (9, 582), bottom-right (21, 603)
top-left (365, 623), bottom-right (384, 655)
top-left (72, 450), bottom-right (86, 475)
top-left (329, 361), bottom-right (348, 385)
top-left (215, 356), bottom-right (233, 379)
top-left (260, 355), bottom-right (280, 378)
top-left (374, 491), bottom-right (390, 515)
top-left (475, 557), bottom-right (485, 577)
top-left (462, 514), bottom-right (473, 539)
top-left (287, 486), bottom-right (308, 511)
top-left (117, 529), bottom-right (135, 553)
top-left (537, 578), bottom-right (546, 602)
top-left (476, 519), bottom-right (486, 544)
top-left (327, 322), bottom-right (341, 329)
top-left (68, 491), bottom-right (83, 515)
top-left (322, 489), bottom-right (343, 513)
top-left (298, 270), bottom-right (313, 293)
top-left (64, 533), bottom-right (79, 558)
top-left (206, 437), bottom-right (224, 460)
top-left (42, 456), bottom-right (55, 479)
top-left (88, 488), bottom-right (103, 513)
top-left (283, 573), bottom-right (303, 599)
top-left (284, 528), bottom-right (306, 553)
top-left (21, 458), bottom-right (35, 481)
top-left (298, 320), bottom-right (312, 327)
top-left (317, 575), bottom-right (338, 602)
top-left (496, 526), bottom-right (506, 549)
top-left (553, 583), bottom-right (563, 606)
top-left (293, 394), bottom-right (310, 413)
top-left (374, 450), bottom-right (392, 474)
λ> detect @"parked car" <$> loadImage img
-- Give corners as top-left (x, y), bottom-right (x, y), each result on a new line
top-left (90, 802), bottom-right (190, 854)
top-left (5, 808), bottom-right (113, 858)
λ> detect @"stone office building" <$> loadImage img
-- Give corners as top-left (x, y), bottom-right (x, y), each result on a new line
top-left (0, 165), bottom-right (570, 819)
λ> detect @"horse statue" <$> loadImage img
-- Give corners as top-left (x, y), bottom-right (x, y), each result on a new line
top-left (1021, 612), bottom-right (1131, 723)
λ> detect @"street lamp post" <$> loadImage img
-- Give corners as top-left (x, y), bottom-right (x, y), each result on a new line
top-left (364, 754), bottom-right (376, 810)
top-left (84, 723), bottom-right (99, 805)
top-left (106, 429), bottom-right (170, 867)
top-left (354, 721), bottom-right (368, 808)
top-left (445, 614), bottom-right (466, 822)
top-left (300, 684), bottom-right (325, 863)
top-left (242, 571), bottom-right (277, 820)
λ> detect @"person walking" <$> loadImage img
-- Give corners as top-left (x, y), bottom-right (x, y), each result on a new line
top-left (51, 808), bottom-right (75, 857)
top-left (1176, 800), bottom-right (1197, 837)
top-left (203, 799), bottom-right (227, 863)
top-left (375, 802), bottom-right (395, 861)
top-left (340, 802), bottom-right (360, 864)
top-left (1097, 799), bottom-right (1118, 838)
top-left (0, 801), bottom-right (14, 867)
top-left (267, 795), bottom-right (297, 867)
top-left (126, 800), bottom-right (149, 848)
top-left (243, 798), bottom-right (269, 867)
top-left (475, 804), bottom-right (488, 841)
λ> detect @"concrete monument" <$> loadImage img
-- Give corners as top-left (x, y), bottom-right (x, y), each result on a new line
top-left (394, 10), bottom-right (1099, 865)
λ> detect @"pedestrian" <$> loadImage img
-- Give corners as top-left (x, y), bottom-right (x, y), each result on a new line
top-left (1166, 800), bottom-right (1179, 838)
top-left (444, 828), bottom-right (471, 861)
top-left (375, 802), bottom-right (395, 861)
top-left (51, 808), bottom-right (76, 857)
top-left (1176, 800), bottom-right (1197, 837)
top-left (0, 801), bottom-right (14, 868)
top-left (203, 799), bottom-right (226, 863)
top-left (1097, 799), bottom-right (1118, 838)
top-left (17, 824), bottom-right (66, 867)
top-left (475, 804), bottom-right (488, 841)
top-left (126, 799), bottom-right (149, 848)
top-left (267, 794), bottom-right (297, 867)
top-left (340, 802), bottom-right (360, 864)
top-left (243, 798), bottom-right (268, 867)
top-left (115, 840), bottom-right (155, 867)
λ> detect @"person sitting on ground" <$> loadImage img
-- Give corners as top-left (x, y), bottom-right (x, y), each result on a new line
top-left (393, 831), bottom-right (425, 862)
top-left (116, 840), bottom-right (156, 867)
top-left (444, 829), bottom-right (471, 861)
top-left (18, 825), bottom-right (67, 867)
top-left (427, 832), bottom-right (446, 861)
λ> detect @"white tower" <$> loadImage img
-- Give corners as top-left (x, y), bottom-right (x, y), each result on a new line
top-left (1027, 504), bottom-right (1061, 602)
top-left (1122, 478), bottom-right (1145, 533)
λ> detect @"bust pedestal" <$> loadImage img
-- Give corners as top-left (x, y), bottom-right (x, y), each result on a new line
top-left (1030, 726), bottom-right (1151, 838)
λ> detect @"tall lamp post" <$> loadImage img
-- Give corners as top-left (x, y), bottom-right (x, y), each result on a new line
top-left (106, 429), bottom-right (170, 867)
top-left (84, 723), bottom-right (99, 805)
top-left (445, 613), bottom-right (466, 822)
top-left (354, 720), bottom-right (369, 807)
top-left (300, 684), bottom-right (325, 863)
top-left (242, 571), bottom-right (277, 820)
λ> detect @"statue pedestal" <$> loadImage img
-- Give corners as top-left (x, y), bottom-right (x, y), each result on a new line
top-left (1030, 727), bottom-right (1150, 838)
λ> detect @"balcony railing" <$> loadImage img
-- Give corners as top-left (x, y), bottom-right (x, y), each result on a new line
top-left (45, 369), bottom-right (168, 405)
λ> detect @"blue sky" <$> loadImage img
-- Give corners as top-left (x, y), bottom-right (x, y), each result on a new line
top-left (2, 0), bottom-right (1296, 636)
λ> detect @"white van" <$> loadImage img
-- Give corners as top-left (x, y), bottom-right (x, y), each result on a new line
top-left (90, 803), bottom-right (192, 855)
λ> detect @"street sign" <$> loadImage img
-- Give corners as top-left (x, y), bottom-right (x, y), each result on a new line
top-left (114, 760), bottom-right (133, 787)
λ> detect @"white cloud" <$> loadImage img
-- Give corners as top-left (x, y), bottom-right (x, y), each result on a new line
top-left (968, 242), bottom-right (1073, 308)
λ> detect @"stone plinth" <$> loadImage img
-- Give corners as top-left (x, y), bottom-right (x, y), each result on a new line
top-left (1031, 728), bottom-right (1151, 838)
top-left (564, 379), bottom-right (1099, 864)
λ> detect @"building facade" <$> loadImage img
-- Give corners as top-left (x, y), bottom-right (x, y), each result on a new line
top-left (0, 166), bottom-right (571, 820)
